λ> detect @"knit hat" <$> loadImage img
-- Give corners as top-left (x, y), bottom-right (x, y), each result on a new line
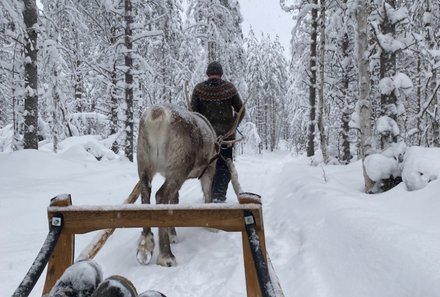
top-left (206, 61), bottom-right (223, 76)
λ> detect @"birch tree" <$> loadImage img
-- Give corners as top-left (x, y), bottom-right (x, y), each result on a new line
top-left (355, 0), bottom-right (374, 192)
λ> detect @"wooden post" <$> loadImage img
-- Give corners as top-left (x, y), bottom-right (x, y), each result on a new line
top-left (242, 228), bottom-right (261, 297)
top-left (43, 195), bottom-right (74, 295)
top-left (240, 195), bottom-right (267, 297)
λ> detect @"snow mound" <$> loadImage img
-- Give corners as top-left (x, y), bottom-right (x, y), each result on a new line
top-left (42, 135), bottom-right (118, 162)
top-left (402, 146), bottom-right (440, 191)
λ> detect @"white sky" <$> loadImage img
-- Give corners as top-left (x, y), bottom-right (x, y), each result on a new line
top-left (239, 0), bottom-right (294, 55)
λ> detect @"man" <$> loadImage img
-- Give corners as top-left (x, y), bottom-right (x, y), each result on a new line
top-left (191, 61), bottom-right (245, 203)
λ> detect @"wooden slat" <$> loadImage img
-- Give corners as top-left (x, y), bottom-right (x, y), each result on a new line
top-left (48, 204), bottom-right (263, 234)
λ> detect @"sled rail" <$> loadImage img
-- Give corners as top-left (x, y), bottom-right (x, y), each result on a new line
top-left (44, 194), bottom-right (268, 297)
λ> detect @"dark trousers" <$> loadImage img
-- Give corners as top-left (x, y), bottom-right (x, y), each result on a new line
top-left (212, 145), bottom-right (233, 202)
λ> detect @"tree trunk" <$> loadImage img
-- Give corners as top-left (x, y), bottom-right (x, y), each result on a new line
top-left (109, 23), bottom-right (119, 154)
top-left (22, 0), bottom-right (39, 149)
top-left (340, 31), bottom-right (351, 164)
top-left (124, 0), bottom-right (134, 162)
top-left (416, 54), bottom-right (422, 145)
top-left (110, 60), bottom-right (119, 154)
top-left (208, 40), bottom-right (217, 63)
top-left (74, 59), bottom-right (83, 112)
top-left (307, 0), bottom-right (318, 157)
top-left (356, 0), bottom-right (374, 192)
top-left (318, 0), bottom-right (328, 163)
top-left (379, 0), bottom-right (398, 150)
top-left (51, 68), bottom-right (61, 153)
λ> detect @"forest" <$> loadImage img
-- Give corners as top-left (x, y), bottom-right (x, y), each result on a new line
top-left (0, 0), bottom-right (439, 193)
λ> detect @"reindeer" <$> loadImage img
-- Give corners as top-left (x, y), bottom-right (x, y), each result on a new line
top-left (136, 103), bottom-right (218, 267)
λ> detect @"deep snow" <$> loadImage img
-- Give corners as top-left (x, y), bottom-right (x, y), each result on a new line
top-left (1, 136), bottom-right (440, 297)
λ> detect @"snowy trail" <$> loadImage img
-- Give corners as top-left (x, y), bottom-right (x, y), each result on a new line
top-left (2, 146), bottom-right (440, 296)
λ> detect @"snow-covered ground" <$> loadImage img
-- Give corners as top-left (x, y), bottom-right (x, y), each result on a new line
top-left (1, 136), bottom-right (440, 297)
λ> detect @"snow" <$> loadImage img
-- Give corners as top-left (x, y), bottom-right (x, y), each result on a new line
top-left (402, 146), bottom-right (440, 191)
top-left (2, 137), bottom-right (440, 297)
top-left (376, 115), bottom-right (400, 136)
top-left (364, 152), bottom-right (399, 181)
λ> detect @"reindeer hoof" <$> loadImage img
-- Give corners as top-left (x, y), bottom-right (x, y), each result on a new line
top-left (157, 253), bottom-right (176, 267)
top-left (137, 232), bottom-right (154, 265)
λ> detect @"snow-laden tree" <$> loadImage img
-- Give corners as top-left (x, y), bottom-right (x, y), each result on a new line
top-left (354, 0), bottom-right (375, 192)
top-left (363, 0), bottom-right (415, 191)
top-left (21, 0), bottom-right (39, 149)
top-left (281, 0), bottom-right (318, 157)
top-left (317, 0), bottom-right (328, 163)
top-left (244, 31), bottom-right (289, 152)
top-left (0, 1), bottom-right (25, 150)
top-left (186, 0), bottom-right (246, 93)
top-left (40, 39), bottom-right (68, 153)
top-left (244, 29), bottom-right (263, 152)
top-left (0, 0), bottom-right (39, 149)
top-left (370, 0), bottom-right (409, 151)
top-left (408, 0), bottom-right (440, 147)
top-left (325, 0), bottom-right (358, 164)
top-left (138, 0), bottom-right (184, 106)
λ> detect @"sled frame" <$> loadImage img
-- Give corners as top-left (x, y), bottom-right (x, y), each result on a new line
top-left (43, 195), bottom-right (267, 297)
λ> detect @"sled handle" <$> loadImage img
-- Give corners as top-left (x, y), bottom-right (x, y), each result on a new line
top-left (12, 214), bottom-right (63, 297)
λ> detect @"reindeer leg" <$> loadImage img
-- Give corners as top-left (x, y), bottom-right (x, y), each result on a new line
top-left (156, 178), bottom-right (184, 267)
top-left (201, 162), bottom-right (216, 203)
top-left (137, 175), bottom-right (155, 265)
top-left (168, 192), bottom-right (179, 244)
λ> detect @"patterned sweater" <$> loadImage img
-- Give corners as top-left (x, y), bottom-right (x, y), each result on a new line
top-left (190, 78), bottom-right (244, 140)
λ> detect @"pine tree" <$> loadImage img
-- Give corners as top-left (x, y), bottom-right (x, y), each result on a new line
top-left (317, 0), bottom-right (328, 163)
top-left (307, 0), bottom-right (318, 157)
top-left (244, 31), bottom-right (288, 151)
top-left (22, 0), bottom-right (39, 149)
top-left (282, 0), bottom-right (319, 157)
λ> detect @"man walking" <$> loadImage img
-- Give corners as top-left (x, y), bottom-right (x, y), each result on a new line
top-left (191, 61), bottom-right (245, 203)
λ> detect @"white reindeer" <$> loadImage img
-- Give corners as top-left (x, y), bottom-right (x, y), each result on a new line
top-left (136, 103), bottom-right (218, 266)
